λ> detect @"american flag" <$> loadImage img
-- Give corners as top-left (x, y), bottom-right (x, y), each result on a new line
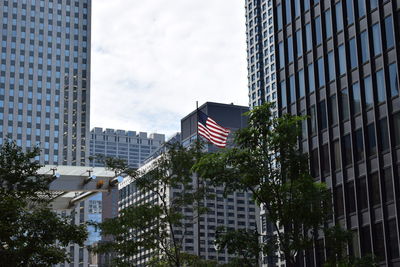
top-left (197, 110), bottom-right (230, 148)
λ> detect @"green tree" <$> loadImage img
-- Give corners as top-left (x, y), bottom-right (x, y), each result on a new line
top-left (193, 103), bottom-right (338, 266)
top-left (0, 140), bottom-right (87, 266)
top-left (91, 142), bottom-right (213, 267)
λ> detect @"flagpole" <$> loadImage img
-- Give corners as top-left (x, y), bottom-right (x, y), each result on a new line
top-left (195, 101), bottom-right (201, 258)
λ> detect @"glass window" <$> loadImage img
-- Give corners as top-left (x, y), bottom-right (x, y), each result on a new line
top-left (319, 100), bottom-right (327, 130)
top-left (280, 80), bottom-right (287, 108)
top-left (388, 220), bottom-right (400, 259)
top-left (346, 182), bottom-right (356, 213)
top-left (341, 88), bottom-right (350, 121)
top-left (308, 63), bottom-right (315, 92)
top-left (373, 224), bottom-right (386, 262)
top-left (366, 123), bottom-right (376, 156)
top-left (357, 0), bottom-right (366, 18)
top-left (346, 0), bottom-right (354, 25)
top-left (310, 105), bottom-right (317, 135)
top-left (317, 57), bottom-right (325, 87)
top-left (343, 134), bottom-right (352, 166)
top-left (360, 31), bottom-right (369, 63)
top-left (304, 0), bottom-right (310, 11)
top-left (349, 38), bottom-right (358, 69)
top-left (278, 42), bottom-right (284, 69)
top-left (335, 2), bottom-right (344, 32)
top-left (296, 30), bottom-right (303, 57)
top-left (376, 70), bottom-right (386, 104)
top-left (394, 112), bottom-right (400, 146)
top-left (358, 177), bottom-right (368, 210)
top-left (294, 0), bottom-right (301, 17)
top-left (334, 186), bottom-right (344, 217)
top-left (328, 51), bottom-right (335, 81)
top-left (330, 94), bottom-right (338, 125)
top-left (364, 76), bottom-right (374, 109)
top-left (333, 140), bottom-right (341, 170)
top-left (311, 148), bottom-right (319, 177)
top-left (372, 23), bottom-right (382, 56)
top-left (325, 9), bottom-right (332, 38)
top-left (389, 63), bottom-right (399, 97)
top-left (321, 144), bottom-right (330, 176)
top-left (354, 129), bottom-right (364, 162)
top-left (338, 44), bottom-right (346, 75)
top-left (352, 82), bottom-right (361, 114)
top-left (285, 0), bottom-right (292, 24)
top-left (289, 75), bottom-right (295, 103)
top-left (288, 36), bottom-right (293, 63)
top-left (315, 16), bottom-right (322, 45)
top-left (277, 4), bottom-right (283, 30)
top-left (383, 169), bottom-right (394, 203)
top-left (370, 0), bottom-right (378, 10)
top-left (384, 16), bottom-right (394, 49)
top-left (379, 118), bottom-right (389, 151)
top-left (298, 69), bottom-right (305, 97)
top-left (306, 23), bottom-right (312, 51)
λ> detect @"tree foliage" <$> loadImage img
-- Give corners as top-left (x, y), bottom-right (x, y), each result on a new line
top-left (91, 142), bottom-right (212, 267)
top-left (0, 141), bottom-right (87, 266)
top-left (193, 103), bottom-right (356, 266)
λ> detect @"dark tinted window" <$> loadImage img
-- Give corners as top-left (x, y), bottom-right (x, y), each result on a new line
top-left (288, 36), bottom-right (293, 63)
top-left (298, 69), bottom-right (305, 97)
top-left (306, 23), bottom-right (312, 51)
top-left (280, 81), bottom-right (287, 108)
top-left (333, 140), bottom-right (341, 170)
top-left (321, 144), bottom-right (330, 176)
top-left (373, 223), bottom-right (385, 261)
top-left (370, 173), bottom-right (381, 206)
top-left (341, 88), bottom-right (350, 121)
top-left (346, 182), bottom-right (356, 213)
top-left (383, 169), bottom-right (394, 202)
top-left (354, 129), bottom-right (364, 162)
top-left (319, 100), bottom-right (327, 130)
top-left (343, 134), bottom-right (352, 166)
top-left (315, 16), bottom-right (322, 45)
top-left (308, 64), bottom-right (315, 92)
top-left (366, 123), bottom-right (376, 156)
top-left (379, 118), bottom-right (389, 151)
top-left (352, 82), bottom-right (361, 114)
top-left (388, 220), bottom-right (400, 259)
top-left (296, 30), bottom-right (303, 57)
top-left (394, 112), bottom-right (400, 146)
top-left (317, 57), bottom-right (325, 87)
top-left (328, 51), bottom-right (335, 81)
top-left (346, 0), bottom-right (354, 25)
top-left (330, 95), bottom-right (338, 125)
top-left (358, 177), bottom-right (368, 210)
top-left (335, 186), bottom-right (344, 217)
top-left (289, 75), bottom-right (295, 103)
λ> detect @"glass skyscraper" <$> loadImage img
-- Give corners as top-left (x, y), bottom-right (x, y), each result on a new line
top-left (246, 0), bottom-right (400, 266)
top-left (0, 0), bottom-right (90, 166)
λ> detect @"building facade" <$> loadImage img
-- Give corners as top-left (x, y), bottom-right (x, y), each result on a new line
top-left (1, 0), bottom-right (92, 266)
top-left (118, 102), bottom-right (259, 265)
top-left (0, 0), bottom-right (91, 166)
top-left (246, 0), bottom-right (400, 266)
top-left (89, 127), bottom-right (165, 168)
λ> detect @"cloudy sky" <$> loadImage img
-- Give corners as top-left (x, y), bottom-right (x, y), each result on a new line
top-left (91, 0), bottom-right (248, 137)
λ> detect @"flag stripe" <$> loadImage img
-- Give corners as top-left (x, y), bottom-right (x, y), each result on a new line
top-left (198, 123), bottom-right (227, 144)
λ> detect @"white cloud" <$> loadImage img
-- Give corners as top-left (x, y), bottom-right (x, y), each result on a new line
top-left (91, 0), bottom-right (248, 137)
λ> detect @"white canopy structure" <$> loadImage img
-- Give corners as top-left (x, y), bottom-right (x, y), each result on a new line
top-left (38, 165), bottom-right (123, 210)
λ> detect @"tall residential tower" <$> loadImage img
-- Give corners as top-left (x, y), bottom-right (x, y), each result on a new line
top-left (246, 0), bottom-right (400, 266)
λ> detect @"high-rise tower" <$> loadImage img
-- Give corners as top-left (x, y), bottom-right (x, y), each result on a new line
top-left (246, 0), bottom-right (400, 266)
top-left (0, 0), bottom-right (91, 166)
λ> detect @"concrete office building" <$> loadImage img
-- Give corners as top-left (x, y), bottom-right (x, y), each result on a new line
top-left (0, 0), bottom-right (91, 166)
top-left (118, 102), bottom-right (259, 265)
top-left (89, 127), bottom-right (165, 266)
top-left (90, 127), bottom-right (165, 168)
top-left (246, 0), bottom-right (400, 266)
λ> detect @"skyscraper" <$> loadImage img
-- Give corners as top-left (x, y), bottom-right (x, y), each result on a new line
top-left (246, 0), bottom-right (400, 266)
top-left (0, 0), bottom-right (91, 166)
